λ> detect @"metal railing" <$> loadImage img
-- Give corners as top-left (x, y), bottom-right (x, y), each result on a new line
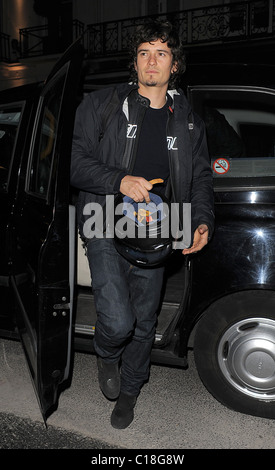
top-left (0, 32), bottom-right (11, 62)
top-left (1, 0), bottom-right (274, 62)
top-left (87, 0), bottom-right (275, 57)
top-left (19, 19), bottom-right (85, 58)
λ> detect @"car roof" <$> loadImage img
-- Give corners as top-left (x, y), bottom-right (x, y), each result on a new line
top-left (181, 63), bottom-right (275, 89)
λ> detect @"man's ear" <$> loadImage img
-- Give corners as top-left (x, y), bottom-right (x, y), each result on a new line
top-left (172, 61), bottom-right (178, 73)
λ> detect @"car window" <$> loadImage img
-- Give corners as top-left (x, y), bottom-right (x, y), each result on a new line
top-left (27, 65), bottom-right (68, 198)
top-left (190, 87), bottom-right (275, 184)
top-left (0, 103), bottom-right (23, 192)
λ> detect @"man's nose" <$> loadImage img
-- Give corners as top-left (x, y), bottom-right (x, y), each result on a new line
top-left (148, 53), bottom-right (157, 64)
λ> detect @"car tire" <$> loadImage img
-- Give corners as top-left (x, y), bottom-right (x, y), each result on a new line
top-left (194, 290), bottom-right (275, 419)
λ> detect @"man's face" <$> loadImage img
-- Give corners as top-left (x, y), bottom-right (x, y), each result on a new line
top-left (135, 39), bottom-right (177, 90)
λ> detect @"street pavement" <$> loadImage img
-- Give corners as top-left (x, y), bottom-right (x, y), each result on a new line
top-left (0, 338), bottom-right (274, 452)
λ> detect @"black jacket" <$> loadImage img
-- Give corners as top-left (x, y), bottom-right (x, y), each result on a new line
top-left (71, 83), bottom-right (214, 242)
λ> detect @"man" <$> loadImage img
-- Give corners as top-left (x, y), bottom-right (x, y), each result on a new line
top-left (71, 20), bottom-right (214, 429)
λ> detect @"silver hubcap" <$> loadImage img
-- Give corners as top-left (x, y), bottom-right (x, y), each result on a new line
top-left (217, 317), bottom-right (275, 400)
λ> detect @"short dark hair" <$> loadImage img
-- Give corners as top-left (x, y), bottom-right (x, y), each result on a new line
top-left (129, 19), bottom-right (186, 89)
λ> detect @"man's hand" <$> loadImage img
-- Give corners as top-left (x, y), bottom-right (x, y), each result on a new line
top-left (182, 224), bottom-right (209, 255)
top-left (120, 175), bottom-right (153, 203)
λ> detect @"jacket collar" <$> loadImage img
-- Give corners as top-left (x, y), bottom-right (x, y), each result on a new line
top-left (120, 83), bottom-right (185, 119)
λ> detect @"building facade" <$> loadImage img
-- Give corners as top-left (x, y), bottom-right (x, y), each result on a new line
top-left (0, 0), bottom-right (274, 89)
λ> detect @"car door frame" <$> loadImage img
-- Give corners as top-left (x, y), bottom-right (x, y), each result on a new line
top-left (8, 39), bottom-right (84, 421)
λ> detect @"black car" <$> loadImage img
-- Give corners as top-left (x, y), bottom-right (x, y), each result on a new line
top-left (1, 41), bottom-right (275, 422)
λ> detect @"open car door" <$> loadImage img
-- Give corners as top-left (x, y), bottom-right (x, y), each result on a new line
top-left (9, 39), bottom-right (84, 421)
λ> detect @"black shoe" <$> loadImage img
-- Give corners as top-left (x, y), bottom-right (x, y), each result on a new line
top-left (97, 357), bottom-right (120, 400)
top-left (111, 392), bottom-right (137, 429)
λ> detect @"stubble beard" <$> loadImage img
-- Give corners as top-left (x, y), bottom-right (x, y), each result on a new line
top-left (146, 81), bottom-right (157, 87)
top-left (145, 72), bottom-right (158, 87)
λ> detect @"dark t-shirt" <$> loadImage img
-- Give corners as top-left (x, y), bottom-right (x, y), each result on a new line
top-left (132, 104), bottom-right (169, 184)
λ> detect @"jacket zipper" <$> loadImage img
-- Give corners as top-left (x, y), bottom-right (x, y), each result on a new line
top-left (125, 97), bottom-right (148, 174)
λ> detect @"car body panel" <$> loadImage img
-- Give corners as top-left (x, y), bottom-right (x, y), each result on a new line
top-left (177, 82), bottom-right (275, 354)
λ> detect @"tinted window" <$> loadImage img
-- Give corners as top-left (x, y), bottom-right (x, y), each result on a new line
top-left (0, 103), bottom-right (23, 192)
top-left (27, 66), bottom-right (67, 197)
top-left (190, 87), bottom-right (275, 181)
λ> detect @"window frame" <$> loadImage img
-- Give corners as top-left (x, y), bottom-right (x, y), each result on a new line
top-left (25, 63), bottom-right (69, 201)
top-left (0, 100), bottom-right (25, 193)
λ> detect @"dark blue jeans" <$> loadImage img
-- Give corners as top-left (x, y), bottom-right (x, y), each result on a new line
top-left (86, 238), bottom-right (164, 396)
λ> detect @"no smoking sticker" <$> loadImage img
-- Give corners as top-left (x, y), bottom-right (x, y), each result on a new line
top-left (213, 158), bottom-right (230, 174)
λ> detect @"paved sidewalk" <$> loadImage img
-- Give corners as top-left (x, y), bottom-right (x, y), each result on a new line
top-left (0, 338), bottom-right (274, 450)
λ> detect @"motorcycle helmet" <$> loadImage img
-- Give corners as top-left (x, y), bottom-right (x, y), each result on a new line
top-left (113, 184), bottom-right (173, 267)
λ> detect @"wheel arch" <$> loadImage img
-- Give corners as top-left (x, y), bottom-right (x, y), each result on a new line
top-left (187, 288), bottom-right (275, 348)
